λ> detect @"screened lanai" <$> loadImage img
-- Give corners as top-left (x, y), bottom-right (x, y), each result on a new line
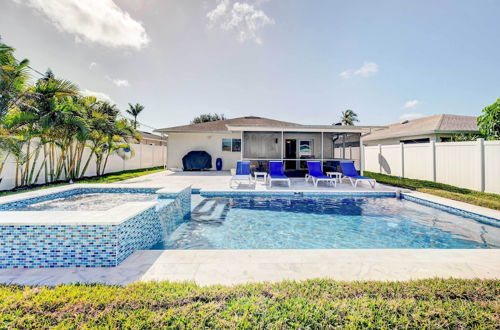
top-left (225, 125), bottom-right (372, 176)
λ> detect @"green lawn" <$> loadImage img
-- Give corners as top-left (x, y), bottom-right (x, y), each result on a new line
top-left (0, 166), bottom-right (165, 197)
top-left (0, 279), bottom-right (498, 328)
top-left (365, 171), bottom-right (500, 210)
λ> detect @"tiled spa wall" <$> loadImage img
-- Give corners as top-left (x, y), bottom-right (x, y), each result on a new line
top-left (117, 186), bottom-right (192, 263)
top-left (0, 187), bottom-right (191, 269)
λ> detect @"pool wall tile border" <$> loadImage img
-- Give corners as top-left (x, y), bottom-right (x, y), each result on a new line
top-left (401, 193), bottom-right (499, 226)
top-left (200, 190), bottom-right (396, 198)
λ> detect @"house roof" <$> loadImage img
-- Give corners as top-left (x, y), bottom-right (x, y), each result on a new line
top-left (155, 116), bottom-right (302, 133)
top-left (364, 114), bottom-right (479, 141)
top-left (139, 131), bottom-right (166, 141)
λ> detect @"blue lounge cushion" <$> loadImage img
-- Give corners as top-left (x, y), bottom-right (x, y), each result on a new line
top-left (307, 161), bottom-right (334, 180)
top-left (269, 161), bottom-right (288, 179)
top-left (236, 161), bottom-right (251, 175)
top-left (340, 161), bottom-right (360, 177)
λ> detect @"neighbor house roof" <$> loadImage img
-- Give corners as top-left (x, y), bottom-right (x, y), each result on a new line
top-left (139, 131), bottom-right (166, 142)
top-left (364, 114), bottom-right (479, 141)
top-left (155, 116), bottom-right (302, 133)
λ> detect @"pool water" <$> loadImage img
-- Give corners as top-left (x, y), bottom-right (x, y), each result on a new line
top-left (153, 196), bottom-right (500, 249)
top-left (10, 193), bottom-right (157, 211)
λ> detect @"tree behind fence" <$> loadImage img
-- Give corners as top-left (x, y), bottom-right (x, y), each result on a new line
top-left (0, 143), bottom-right (166, 191)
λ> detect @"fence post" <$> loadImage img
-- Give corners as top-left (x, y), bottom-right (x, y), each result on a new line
top-left (139, 143), bottom-right (143, 169)
top-left (378, 144), bottom-right (382, 173)
top-left (152, 145), bottom-right (155, 167)
top-left (478, 138), bottom-right (485, 192)
top-left (431, 141), bottom-right (436, 182)
top-left (400, 142), bottom-right (404, 178)
top-left (360, 140), bottom-right (365, 175)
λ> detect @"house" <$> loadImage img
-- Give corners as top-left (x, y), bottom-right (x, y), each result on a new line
top-left (135, 131), bottom-right (167, 146)
top-left (363, 114), bottom-right (479, 146)
top-left (155, 116), bottom-right (378, 174)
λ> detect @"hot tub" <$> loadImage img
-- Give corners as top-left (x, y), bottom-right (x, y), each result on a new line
top-left (0, 185), bottom-right (191, 268)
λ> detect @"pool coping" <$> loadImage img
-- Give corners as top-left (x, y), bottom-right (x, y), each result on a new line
top-left (0, 249), bottom-right (498, 286)
top-left (0, 184), bottom-right (185, 226)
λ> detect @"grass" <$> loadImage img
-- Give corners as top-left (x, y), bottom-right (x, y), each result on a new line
top-left (0, 166), bottom-right (165, 197)
top-left (365, 171), bottom-right (500, 210)
top-left (0, 279), bottom-right (498, 328)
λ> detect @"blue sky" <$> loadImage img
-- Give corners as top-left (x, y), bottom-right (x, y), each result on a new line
top-left (1, 0), bottom-right (499, 129)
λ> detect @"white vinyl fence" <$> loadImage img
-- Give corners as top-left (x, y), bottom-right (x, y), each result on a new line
top-left (363, 139), bottom-right (500, 194)
top-left (0, 143), bottom-right (167, 191)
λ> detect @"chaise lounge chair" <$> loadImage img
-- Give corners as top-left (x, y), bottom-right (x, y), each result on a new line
top-left (268, 161), bottom-right (291, 188)
top-left (340, 161), bottom-right (376, 189)
top-left (229, 161), bottom-right (253, 188)
top-left (306, 161), bottom-right (336, 187)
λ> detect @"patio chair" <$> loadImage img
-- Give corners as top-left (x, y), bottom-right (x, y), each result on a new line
top-left (268, 161), bottom-right (291, 188)
top-left (340, 161), bottom-right (376, 189)
top-left (229, 161), bottom-right (253, 188)
top-left (306, 161), bottom-right (336, 187)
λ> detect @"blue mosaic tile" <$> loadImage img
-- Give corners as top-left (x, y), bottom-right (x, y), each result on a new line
top-left (200, 190), bottom-right (396, 198)
top-left (0, 187), bottom-right (188, 269)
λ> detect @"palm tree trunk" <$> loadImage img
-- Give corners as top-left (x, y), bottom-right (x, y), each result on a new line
top-left (78, 145), bottom-right (94, 178)
top-left (102, 150), bottom-right (112, 176)
top-left (28, 146), bottom-right (41, 185)
top-left (22, 138), bottom-right (31, 186)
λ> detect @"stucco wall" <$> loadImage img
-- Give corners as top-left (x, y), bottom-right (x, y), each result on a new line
top-left (167, 132), bottom-right (242, 170)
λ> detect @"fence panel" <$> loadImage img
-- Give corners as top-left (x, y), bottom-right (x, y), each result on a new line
top-left (484, 141), bottom-right (500, 194)
top-left (0, 144), bottom-right (166, 191)
top-left (403, 144), bottom-right (433, 181)
top-left (435, 142), bottom-right (479, 191)
top-left (363, 139), bottom-right (500, 194)
top-left (379, 145), bottom-right (402, 176)
top-left (363, 146), bottom-right (379, 172)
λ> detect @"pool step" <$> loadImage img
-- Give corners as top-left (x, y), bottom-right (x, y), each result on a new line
top-left (191, 198), bottom-right (229, 223)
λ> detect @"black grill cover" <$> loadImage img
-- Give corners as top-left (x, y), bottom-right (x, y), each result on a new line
top-left (182, 151), bottom-right (212, 170)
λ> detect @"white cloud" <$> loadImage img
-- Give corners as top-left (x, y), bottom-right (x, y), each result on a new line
top-left (403, 99), bottom-right (420, 109)
top-left (399, 112), bottom-right (424, 121)
top-left (80, 89), bottom-right (113, 103)
top-left (112, 79), bottom-right (130, 87)
top-left (339, 70), bottom-right (352, 79)
top-left (89, 62), bottom-right (97, 70)
top-left (13, 0), bottom-right (150, 50)
top-left (207, 0), bottom-right (275, 44)
top-left (339, 61), bottom-right (379, 79)
top-left (105, 75), bottom-right (130, 87)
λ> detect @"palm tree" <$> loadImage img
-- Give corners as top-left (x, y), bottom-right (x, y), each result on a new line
top-left (0, 41), bottom-right (31, 118)
top-left (338, 109), bottom-right (359, 126)
top-left (126, 103), bottom-right (144, 129)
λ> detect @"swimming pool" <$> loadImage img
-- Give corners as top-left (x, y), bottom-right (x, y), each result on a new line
top-left (152, 195), bottom-right (500, 249)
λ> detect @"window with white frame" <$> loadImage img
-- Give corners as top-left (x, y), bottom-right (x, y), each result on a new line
top-left (222, 138), bottom-right (241, 152)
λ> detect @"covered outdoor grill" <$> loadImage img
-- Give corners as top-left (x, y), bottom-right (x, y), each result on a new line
top-left (182, 151), bottom-right (212, 171)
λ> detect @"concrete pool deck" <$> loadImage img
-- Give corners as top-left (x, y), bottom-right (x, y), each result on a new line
top-left (0, 170), bottom-right (498, 286)
top-left (0, 249), bottom-right (498, 286)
